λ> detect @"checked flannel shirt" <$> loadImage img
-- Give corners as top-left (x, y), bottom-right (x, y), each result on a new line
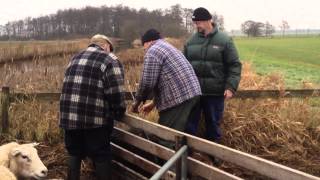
top-left (59, 44), bottom-right (126, 130)
top-left (136, 39), bottom-right (201, 111)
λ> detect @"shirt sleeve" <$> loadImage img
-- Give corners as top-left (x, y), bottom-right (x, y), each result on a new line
top-left (135, 54), bottom-right (162, 102)
top-left (104, 59), bottom-right (126, 121)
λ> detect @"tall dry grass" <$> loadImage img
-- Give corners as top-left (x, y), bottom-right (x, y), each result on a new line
top-left (0, 55), bottom-right (70, 92)
top-left (0, 43), bottom-right (143, 93)
top-left (117, 48), bottom-right (144, 92)
top-left (0, 39), bottom-right (89, 63)
top-left (9, 98), bottom-right (61, 144)
top-left (219, 63), bottom-right (320, 176)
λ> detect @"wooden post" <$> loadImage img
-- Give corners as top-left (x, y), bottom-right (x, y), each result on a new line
top-left (1, 87), bottom-right (10, 133)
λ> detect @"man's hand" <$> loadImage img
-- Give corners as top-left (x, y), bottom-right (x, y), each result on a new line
top-left (224, 89), bottom-right (234, 100)
top-left (131, 101), bottom-right (141, 113)
top-left (141, 101), bottom-right (155, 114)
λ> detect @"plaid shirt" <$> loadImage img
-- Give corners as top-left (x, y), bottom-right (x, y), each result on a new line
top-left (59, 44), bottom-right (126, 130)
top-left (136, 40), bottom-right (201, 111)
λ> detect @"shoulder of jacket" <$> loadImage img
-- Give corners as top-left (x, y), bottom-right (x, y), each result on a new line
top-left (186, 33), bottom-right (200, 45)
top-left (108, 53), bottom-right (118, 61)
top-left (215, 31), bottom-right (232, 41)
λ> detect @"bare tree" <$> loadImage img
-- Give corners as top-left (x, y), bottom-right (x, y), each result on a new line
top-left (0, 25), bottom-right (5, 36)
top-left (241, 20), bottom-right (254, 37)
top-left (217, 15), bottom-right (225, 31)
top-left (279, 20), bottom-right (290, 37)
top-left (162, 4), bottom-right (186, 37)
top-left (211, 13), bottom-right (225, 31)
top-left (183, 8), bottom-right (193, 33)
top-left (241, 20), bottom-right (265, 37)
top-left (265, 21), bottom-right (275, 37)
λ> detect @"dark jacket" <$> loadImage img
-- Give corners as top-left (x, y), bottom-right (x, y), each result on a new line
top-left (184, 26), bottom-right (242, 96)
top-left (59, 44), bottom-right (126, 130)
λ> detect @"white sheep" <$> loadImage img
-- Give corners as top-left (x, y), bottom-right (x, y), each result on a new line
top-left (0, 165), bottom-right (17, 180)
top-left (0, 142), bottom-right (48, 179)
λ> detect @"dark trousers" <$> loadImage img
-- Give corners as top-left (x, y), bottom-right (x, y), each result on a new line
top-left (159, 96), bottom-right (200, 132)
top-left (64, 126), bottom-right (112, 162)
top-left (157, 96), bottom-right (200, 149)
top-left (64, 126), bottom-right (112, 179)
top-left (186, 96), bottom-right (224, 142)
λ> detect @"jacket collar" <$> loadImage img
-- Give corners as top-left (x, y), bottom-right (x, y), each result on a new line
top-left (88, 43), bottom-right (104, 51)
top-left (198, 23), bottom-right (218, 38)
top-left (145, 39), bottom-right (162, 52)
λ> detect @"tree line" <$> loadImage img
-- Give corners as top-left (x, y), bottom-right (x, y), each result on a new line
top-left (0, 4), bottom-right (224, 42)
top-left (241, 20), bottom-right (290, 37)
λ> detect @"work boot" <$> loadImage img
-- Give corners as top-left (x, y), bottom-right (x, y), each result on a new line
top-left (95, 161), bottom-right (112, 180)
top-left (67, 156), bottom-right (82, 180)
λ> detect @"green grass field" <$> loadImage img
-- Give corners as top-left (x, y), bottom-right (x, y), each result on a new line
top-left (235, 37), bottom-right (320, 88)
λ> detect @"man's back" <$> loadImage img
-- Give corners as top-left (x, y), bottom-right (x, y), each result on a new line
top-left (60, 44), bottom-right (125, 129)
top-left (143, 40), bottom-right (201, 111)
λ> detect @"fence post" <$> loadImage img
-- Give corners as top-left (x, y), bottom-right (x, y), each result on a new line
top-left (175, 135), bottom-right (187, 180)
top-left (1, 87), bottom-right (10, 133)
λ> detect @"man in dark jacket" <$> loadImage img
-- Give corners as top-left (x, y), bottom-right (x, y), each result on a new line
top-left (184, 7), bottom-right (242, 142)
top-left (60, 34), bottom-right (126, 180)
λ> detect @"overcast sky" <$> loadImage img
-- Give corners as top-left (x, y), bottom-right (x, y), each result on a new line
top-left (1, 0), bottom-right (320, 30)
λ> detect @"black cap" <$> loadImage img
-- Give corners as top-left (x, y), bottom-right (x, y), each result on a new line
top-left (192, 7), bottom-right (212, 21)
top-left (141, 29), bottom-right (162, 45)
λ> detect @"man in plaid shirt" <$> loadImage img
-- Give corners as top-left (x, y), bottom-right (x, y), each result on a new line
top-left (132, 29), bottom-right (201, 138)
top-left (60, 34), bottom-right (125, 180)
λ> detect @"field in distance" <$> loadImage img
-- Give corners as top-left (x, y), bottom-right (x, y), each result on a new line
top-left (235, 36), bottom-right (320, 88)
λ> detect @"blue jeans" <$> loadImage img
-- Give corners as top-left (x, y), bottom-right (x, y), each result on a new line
top-left (187, 96), bottom-right (224, 142)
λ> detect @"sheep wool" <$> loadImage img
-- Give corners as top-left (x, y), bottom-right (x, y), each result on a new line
top-left (0, 165), bottom-right (17, 180)
top-left (0, 142), bottom-right (19, 167)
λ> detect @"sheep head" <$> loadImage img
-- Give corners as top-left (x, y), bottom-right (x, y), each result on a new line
top-left (9, 143), bottom-right (48, 179)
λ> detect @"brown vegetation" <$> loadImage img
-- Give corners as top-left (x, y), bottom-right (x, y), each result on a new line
top-left (0, 40), bottom-right (89, 63)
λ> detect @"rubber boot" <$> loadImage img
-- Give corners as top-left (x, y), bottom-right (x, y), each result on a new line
top-left (95, 160), bottom-right (112, 180)
top-left (67, 156), bottom-right (81, 180)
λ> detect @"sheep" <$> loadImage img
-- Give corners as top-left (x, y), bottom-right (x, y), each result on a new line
top-left (0, 142), bottom-right (48, 179)
top-left (0, 165), bottom-right (17, 180)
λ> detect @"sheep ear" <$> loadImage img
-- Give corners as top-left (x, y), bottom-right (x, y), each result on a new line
top-left (25, 142), bottom-right (39, 147)
top-left (11, 148), bottom-right (21, 157)
top-left (31, 142), bottom-right (39, 147)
